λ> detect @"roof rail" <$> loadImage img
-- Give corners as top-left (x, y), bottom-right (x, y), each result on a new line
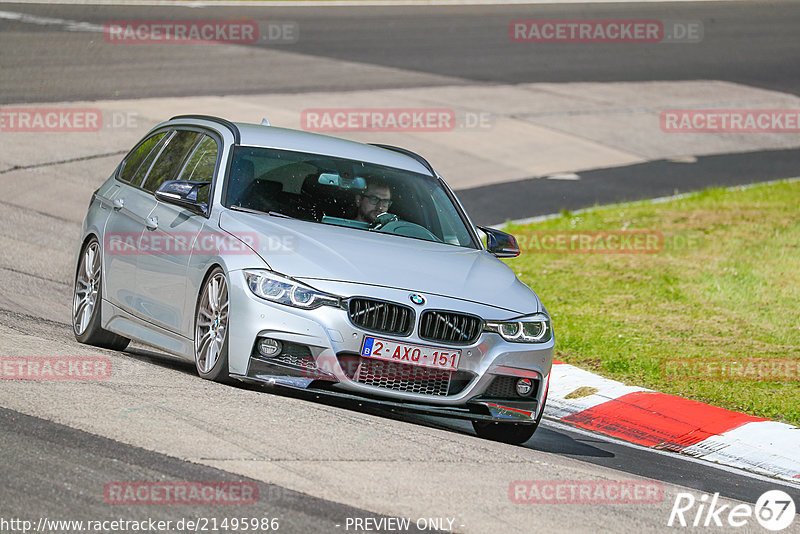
top-left (169, 114), bottom-right (241, 144)
top-left (369, 143), bottom-right (436, 176)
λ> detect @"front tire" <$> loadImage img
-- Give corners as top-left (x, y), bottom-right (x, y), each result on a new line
top-left (194, 267), bottom-right (230, 382)
top-left (72, 238), bottom-right (130, 351)
top-left (472, 421), bottom-right (538, 445)
top-left (472, 390), bottom-right (548, 445)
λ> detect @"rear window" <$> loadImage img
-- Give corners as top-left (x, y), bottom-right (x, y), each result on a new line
top-left (142, 130), bottom-right (202, 193)
top-left (118, 132), bottom-right (167, 184)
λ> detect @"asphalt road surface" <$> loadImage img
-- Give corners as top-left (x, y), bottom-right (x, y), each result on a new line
top-left (1, 1), bottom-right (800, 102)
top-left (2, 1), bottom-right (799, 224)
top-left (2, 310), bottom-right (799, 533)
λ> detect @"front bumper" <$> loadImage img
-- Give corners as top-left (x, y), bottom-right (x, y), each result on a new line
top-left (232, 363), bottom-right (540, 423)
top-left (226, 270), bottom-right (553, 421)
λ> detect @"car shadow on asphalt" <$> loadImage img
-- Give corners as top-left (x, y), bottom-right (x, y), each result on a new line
top-left (124, 344), bottom-right (196, 373)
top-left (99, 346), bottom-right (800, 505)
top-left (121, 345), bottom-right (613, 458)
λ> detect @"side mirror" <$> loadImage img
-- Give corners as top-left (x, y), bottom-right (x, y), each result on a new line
top-left (155, 180), bottom-right (209, 215)
top-left (479, 226), bottom-right (520, 258)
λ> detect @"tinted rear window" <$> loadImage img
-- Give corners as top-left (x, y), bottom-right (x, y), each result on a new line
top-left (142, 130), bottom-right (202, 193)
top-left (118, 132), bottom-right (167, 184)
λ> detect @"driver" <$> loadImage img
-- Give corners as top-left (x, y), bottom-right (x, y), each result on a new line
top-left (354, 178), bottom-right (393, 224)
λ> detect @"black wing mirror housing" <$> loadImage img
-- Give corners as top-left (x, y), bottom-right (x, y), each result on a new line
top-left (479, 226), bottom-right (520, 258)
top-left (155, 180), bottom-right (209, 215)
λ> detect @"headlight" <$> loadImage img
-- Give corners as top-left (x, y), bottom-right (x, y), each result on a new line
top-left (484, 313), bottom-right (551, 343)
top-left (244, 270), bottom-right (340, 309)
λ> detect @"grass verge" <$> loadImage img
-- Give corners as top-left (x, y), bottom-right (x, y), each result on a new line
top-left (504, 179), bottom-right (800, 426)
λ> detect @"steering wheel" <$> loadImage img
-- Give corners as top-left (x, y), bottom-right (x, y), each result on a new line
top-left (370, 212), bottom-right (399, 230)
top-left (370, 213), bottom-right (443, 242)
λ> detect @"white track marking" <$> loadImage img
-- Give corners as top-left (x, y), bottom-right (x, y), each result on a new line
top-left (542, 419), bottom-right (800, 491)
top-left (0, 10), bottom-right (103, 32)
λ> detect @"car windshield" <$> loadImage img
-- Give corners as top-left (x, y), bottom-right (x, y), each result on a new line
top-left (223, 145), bottom-right (477, 248)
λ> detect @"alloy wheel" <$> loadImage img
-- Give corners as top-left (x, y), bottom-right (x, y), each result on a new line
top-left (195, 271), bottom-right (229, 373)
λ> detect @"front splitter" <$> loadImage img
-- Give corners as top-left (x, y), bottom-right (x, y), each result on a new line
top-left (232, 371), bottom-right (539, 424)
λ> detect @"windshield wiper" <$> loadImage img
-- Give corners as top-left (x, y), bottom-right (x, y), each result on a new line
top-left (230, 205), bottom-right (266, 216)
top-left (268, 211), bottom-right (294, 219)
top-left (229, 205), bottom-right (295, 220)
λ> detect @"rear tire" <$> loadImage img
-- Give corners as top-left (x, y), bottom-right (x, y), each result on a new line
top-left (194, 267), bottom-right (230, 382)
top-left (72, 238), bottom-right (130, 351)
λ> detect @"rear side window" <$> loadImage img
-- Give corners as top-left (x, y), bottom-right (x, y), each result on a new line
top-left (118, 132), bottom-right (167, 184)
top-left (177, 135), bottom-right (218, 204)
top-left (142, 130), bottom-right (202, 193)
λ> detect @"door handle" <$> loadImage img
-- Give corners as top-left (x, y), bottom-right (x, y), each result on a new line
top-left (112, 198), bottom-right (124, 211)
top-left (145, 216), bottom-right (158, 231)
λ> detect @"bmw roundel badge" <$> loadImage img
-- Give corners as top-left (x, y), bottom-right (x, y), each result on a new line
top-left (409, 294), bottom-right (426, 305)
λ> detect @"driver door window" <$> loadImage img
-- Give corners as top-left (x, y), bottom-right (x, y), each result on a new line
top-left (177, 135), bottom-right (218, 204)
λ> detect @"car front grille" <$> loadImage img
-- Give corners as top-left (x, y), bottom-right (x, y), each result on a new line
top-left (419, 310), bottom-right (482, 345)
top-left (357, 358), bottom-right (451, 396)
top-left (348, 298), bottom-right (413, 336)
top-left (337, 354), bottom-right (473, 397)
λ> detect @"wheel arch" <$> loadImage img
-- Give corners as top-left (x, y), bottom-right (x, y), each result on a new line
top-left (192, 262), bottom-right (228, 332)
top-left (75, 233), bottom-right (101, 278)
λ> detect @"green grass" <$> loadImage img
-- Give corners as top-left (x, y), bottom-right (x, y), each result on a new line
top-left (503, 180), bottom-right (800, 425)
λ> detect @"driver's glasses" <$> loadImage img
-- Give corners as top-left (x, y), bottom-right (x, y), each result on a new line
top-left (364, 195), bottom-right (392, 208)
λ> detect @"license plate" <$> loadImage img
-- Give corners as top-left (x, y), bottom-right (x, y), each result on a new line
top-left (360, 337), bottom-right (460, 371)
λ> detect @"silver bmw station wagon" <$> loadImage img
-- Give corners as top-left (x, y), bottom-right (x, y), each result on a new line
top-left (73, 115), bottom-right (554, 444)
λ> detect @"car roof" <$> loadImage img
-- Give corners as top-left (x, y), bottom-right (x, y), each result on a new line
top-left (235, 123), bottom-right (433, 175)
top-left (164, 116), bottom-right (434, 176)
